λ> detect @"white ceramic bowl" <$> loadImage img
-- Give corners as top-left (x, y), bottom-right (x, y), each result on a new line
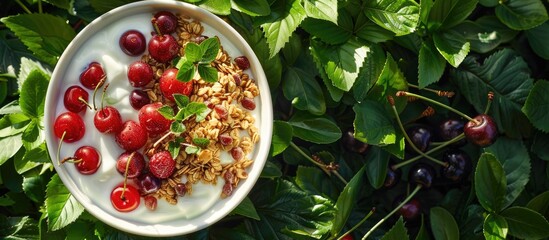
top-left (44, 1), bottom-right (271, 236)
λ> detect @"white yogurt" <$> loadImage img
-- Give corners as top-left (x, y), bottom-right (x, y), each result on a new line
top-left (54, 12), bottom-right (258, 223)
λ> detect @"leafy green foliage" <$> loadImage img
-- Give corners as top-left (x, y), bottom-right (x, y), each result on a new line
top-left (495, 0), bottom-right (548, 30)
top-left (522, 80), bottom-right (549, 132)
top-left (430, 207), bottom-right (460, 240)
top-left (176, 37), bottom-right (220, 83)
top-left (381, 217), bottom-right (409, 239)
top-left (363, 0), bottom-right (419, 36)
top-left (483, 213), bottom-right (508, 240)
top-left (353, 100), bottom-right (395, 145)
top-left (418, 40), bottom-right (445, 88)
top-left (427, 0), bottom-right (478, 30)
top-left (433, 30), bottom-right (470, 67)
top-left (271, 120), bottom-right (292, 156)
top-left (282, 66), bottom-right (326, 115)
top-left (500, 206), bottom-right (549, 239)
top-left (331, 166), bottom-right (364, 237)
top-left (526, 22), bottom-right (549, 60)
top-left (288, 116), bottom-right (341, 144)
top-left (453, 16), bottom-right (518, 53)
top-left (364, 146), bottom-right (390, 189)
top-left (475, 153), bottom-right (507, 213)
top-left (46, 174), bottom-right (84, 231)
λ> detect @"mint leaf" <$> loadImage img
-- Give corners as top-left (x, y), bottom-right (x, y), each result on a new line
top-left (183, 102), bottom-right (210, 122)
top-left (185, 145), bottom-right (200, 154)
top-left (522, 80), bottom-right (549, 132)
top-left (364, 0), bottom-right (419, 36)
top-left (303, 0), bottom-right (338, 24)
top-left (526, 22), bottom-right (549, 60)
top-left (475, 153), bottom-right (507, 213)
top-left (258, 0), bottom-right (306, 58)
top-left (192, 137), bottom-right (210, 148)
top-left (418, 39), bottom-right (446, 88)
top-left (170, 121), bottom-right (186, 134)
top-left (200, 37), bottom-right (220, 62)
top-left (20, 69), bottom-right (48, 119)
top-left (282, 66), bottom-right (326, 115)
top-left (501, 207), bottom-right (549, 239)
top-left (197, 64), bottom-right (218, 83)
top-left (176, 58), bottom-right (195, 82)
top-left (495, 0), bottom-right (548, 30)
top-left (157, 105), bottom-right (175, 120)
top-left (353, 100), bottom-right (396, 145)
top-left (173, 94), bottom-right (189, 108)
top-left (168, 138), bottom-right (183, 159)
top-left (484, 213), bottom-right (508, 240)
top-left (185, 42), bottom-right (203, 62)
top-left (381, 217), bottom-right (409, 240)
top-left (433, 30), bottom-right (470, 67)
top-left (46, 174), bottom-right (85, 231)
top-left (232, 0), bottom-right (271, 16)
top-left (427, 0), bottom-right (478, 31)
top-left (1, 13), bottom-right (76, 66)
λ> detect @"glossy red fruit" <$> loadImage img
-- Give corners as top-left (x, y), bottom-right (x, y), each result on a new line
top-left (115, 121), bottom-right (148, 151)
top-left (73, 146), bottom-right (101, 175)
top-left (148, 34), bottom-right (179, 63)
top-left (119, 30), bottom-right (146, 56)
top-left (110, 184), bottom-right (140, 212)
top-left (464, 114), bottom-right (498, 147)
top-left (138, 102), bottom-right (172, 135)
top-left (234, 56), bottom-right (250, 70)
top-left (129, 90), bottom-right (151, 110)
top-left (152, 11), bottom-right (178, 34)
top-left (116, 151), bottom-right (146, 179)
top-left (398, 198), bottom-right (421, 221)
top-left (340, 234), bottom-right (354, 240)
top-left (127, 61), bottom-right (153, 87)
top-left (63, 86), bottom-right (89, 113)
top-left (135, 172), bottom-right (161, 195)
top-left (54, 112), bottom-right (85, 143)
top-left (94, 106), bottom-right (123, 134)
top-left (144, 195), bottom-right (157, 211)
top-left (149, 151), bottom-right (175, 179)
top-left (159, 68), bottom-right (194, 102)
top-left (80, 62), bottom-right (105, 90)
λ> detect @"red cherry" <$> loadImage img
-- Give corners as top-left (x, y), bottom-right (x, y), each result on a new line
top-left (144, 195), bottom-right (157, 211)
top-left (116, 151), bottom-right (146, 179)
top-left (159, 68), bottom-right (193, 102)
top-left (72, 146), bottom-right (101, 175)
top-left (148, 151), bottom-right (175, 179)
top-left (129, 89), bottom-right (151, 110)
top-left (110, 184), bottom-right (140, 212)
top-left (135, 172), bottom-right (161, 195)
top-left (119, 30), bottom-right (146, 56)
top-left (234, 56), bottom-right (250, 70)
top-left (63, 86), bottom-right (90, 113)
top-left (80, 62), bottom-right (105, 90)
top-left (341, 235), bottom-right (354, 240)
top-left (464, 114), bottom-right (498, 147)
top-left (115, 121), bottom-right (148, 151)
top-left (138, 102), bottom-right (173, 135)
top-left (54, 112), bottom-right (85, 143)
top-left (152, 11), bottom-right (178, 34)
top-left (148, 34), bottom-right (179, 63)
top-left (127, 61), bottom-right (153, 87)
top-left (94, 106), bottom-right (123, 134)
top-left (398, 198), bottom-right (421, 221)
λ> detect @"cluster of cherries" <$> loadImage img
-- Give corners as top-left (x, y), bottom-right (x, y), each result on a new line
top-left (342, 90), bottom-right (498, 232)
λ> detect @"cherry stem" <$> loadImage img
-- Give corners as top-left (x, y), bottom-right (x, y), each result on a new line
top-left (396, 91), bottom-right (474, 122)
top-left (92, 76), bottom-right (107, 111)
top-left (407, 83), bottom-right (455, 98)
top-left (60, 157), bottom-right (82, 164)
top-left (335, 208), bottom-right (376, 240)
top-left (78, 96), bottom-right (93, 110)
top-left (484, 91), bottom-right (494, 114)
top-left (99, 83), bottom-right (110, 116)
top-left (392, 133), bottom-right (465, 170)
top-left (56, 131), bottom-right (66, 165)
top-left (152, 20), bottom-right (163, 37)
top-left (362, 185), bottom-right (422, 240)
top-left (289, 142), bottom-right (348, 185)
top-left (120, 152), bottom-right (135, 200)
top-left (389, 97), bottom-right (447, 167)
top-left (154, 131), bottom-right (173, 148)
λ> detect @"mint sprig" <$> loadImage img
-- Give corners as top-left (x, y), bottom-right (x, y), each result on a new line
top-left (176, 37), bottom-right (221, 83)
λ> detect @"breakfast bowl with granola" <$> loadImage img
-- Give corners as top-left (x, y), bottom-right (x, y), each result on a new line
top-left (44, 0), bottom-right (272, 236)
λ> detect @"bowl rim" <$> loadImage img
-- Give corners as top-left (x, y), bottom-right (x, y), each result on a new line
top-left (44, 0), bottom-right (272, 236)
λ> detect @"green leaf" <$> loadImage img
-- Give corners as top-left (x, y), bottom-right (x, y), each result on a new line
top-left (18, 57), bottom-right (51, 91)
top-left (418, 39), bottom-right (446, 88)
top-left (364, 0), bottom-right (419, 36)
top-left (44, 0), bottom-right (71, 10)
top-left (526, 22), bottom-right (549, 60)
top-left (300, 16), bottom-right (352, 45)
top-left (258, 0), bottom-right (306, 57)
top-left (0, 216), bottom-right (39, 240)
top-left (198, 0), bottom-right (232, 15)
top-left (354, 15), bottom-right (395, 43)
top-left (170, 121), bottom-right (185, 134)
top-left (197, 64), bottom-right (218, 83)
top-left (479, 0), bottom-right (498, 7)
top-left (453, 16), bottom-right (518, 53)
top-left (419, 0), bottom-right (433, 25)
top-left (433, 30), bottom-right (470, 67)
top-left (168, 138), bottom-right (183, 159)
top-left (450, 49), bottom-right (534, 138)
top-left (248, 179), bottom-right (334, 239)
top-left (295, 166), bottom-right (338, 201)
top-left (22, 118), bottom-right (42, 150)
top-left (500, 206), bottom-right (549, 239)
top-left (185, 145), bottom-right (200, 155)
top-left (185, 42), bottom-right (203, 62)
top-left (261, 160), bottom-right (283, 178)
top-left (157, 105), bottom-right (175, 120)
top-left (22, 175), bottom-right (46, 203)
top-left (485, 137), bottom-right (531, 209)
top-left (475, 153), bottom-right (507, 213)
top-left (352, 44), bottom-right (385, 102)
top-left (232, 0), bottom-right (270, 16)
top-left (46, 174), bottom-right (85, 231)
top-left (527, 191), bottom-right (549, 218)
top-left (23, 143), bottom-right (50, 163)
top-left (430, 207), bottom-right (460, 240)
top-left (89, 0), bottom-right (133, 13)
top-left (415, 215), bottom-right (431, 240)
top-left (523, 80), bottom-right (549, 132)
top-left (282, 66), bottom-right (326, 115)
top-left (495, 0), bottom-right (548, 30)
top-left (367, 53), bottom-right (409, 112)
top-left (1, 14), bottom-right (76, 66)
top-left (381, 217), bottom-right (409, 240)
top-left (19, 69), bottom-right (48, 118)
top-left (183, 102), bottom-right (210, 121)
top-left (331, 166), bottom-right (365, 237)
top-left (483, 213), bottom-right (508, 240)
top-left (364, 146), bottom-right (390, 189)
top-left (303, 0), bottom-right (338, 23)
top-left (0, 134), bottom-right (23, 166)
top-left (192, 137), bottom-right (210, 148)
top-left (271, 121), bottom-right (293, 156)
top-left (176, 58), bottom-right (195, 83)
top-left (0, 30), bottom-right (36, 73)
top-left (532, 131), bottom-right (549, 161)
top-left (199, 37), bottom-right (221, 62)
top-left (231, 197), bottom-right (260, 220)
top-left (427, 0), bottom-right (478, 30)
top-left (353, 100), bottom-right (395, 145)
top-left (173, 94), bottom-right (189, 108)
top-left (288, 117), bottom-right (341, 144)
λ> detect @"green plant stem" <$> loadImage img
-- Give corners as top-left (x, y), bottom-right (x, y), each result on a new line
top-left (38, 0), bottom-right (42, 13)
top-left (484, 92), bottom-right (493, 114)
top-left (289, 142), bottom-right (348, 185)
top-left (336, 208), bottom-right (375, 240)
top-left (399, 91), bottom-right (474, 122)
top-left (407, 83), bottom-right (447, 96)
top-left (392, 133), bottom-right (465, 170)
top-left (362, 185), bottom-right (422, 240)
top-left (390, 104), bottom-right (447, 167)
top-left (15, 0), bottom-right (32, 14)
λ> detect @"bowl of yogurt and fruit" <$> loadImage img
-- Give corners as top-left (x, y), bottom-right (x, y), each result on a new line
top-left (44, 0), bottom-right (272, 236)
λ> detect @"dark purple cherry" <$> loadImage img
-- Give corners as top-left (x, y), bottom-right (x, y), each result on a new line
top-left (406, 125), bottom-right (432, 152)
top-left (135, 172), bottom-right (161, 195)
top-left (441, 149), bottom-right (472, 182)
top-left (409, 163), bottom-right (435, 188)
top-left (464, 114), bottom-right (498, 147)
top-left (398, 198), bottom-right (421, 221)
top-left (384, 167), bottom-right (401, 188)
top-left (342, 128), bottom-right (369, 154)
top-left (438, 118), bottom-right (466, 146)
top-left (129, 89), bottom-right (151, 110)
